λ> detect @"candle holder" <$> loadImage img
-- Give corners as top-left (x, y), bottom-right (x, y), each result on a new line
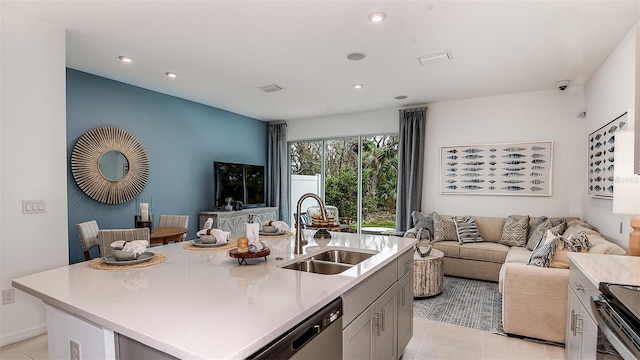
top-left (134, 197), bottom-right (154, 233)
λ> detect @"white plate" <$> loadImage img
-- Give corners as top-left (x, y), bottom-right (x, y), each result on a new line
top-left (192, 239), bottom-right (229, 248)
top-left (102, 252), bottom-right (155, 265)
top-left (259, 230), bottom-right (285, 236)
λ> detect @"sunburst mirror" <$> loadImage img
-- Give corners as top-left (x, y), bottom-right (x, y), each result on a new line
top-left (71, 126), bottom-right (149, 204)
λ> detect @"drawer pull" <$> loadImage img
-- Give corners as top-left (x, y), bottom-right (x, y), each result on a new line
top-left (574, 283), bottom-right (584, 291)
top-left (372, 313), bottom-right (381, 336)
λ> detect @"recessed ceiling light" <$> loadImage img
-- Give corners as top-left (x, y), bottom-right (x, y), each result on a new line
top-left (394, 95), bottom-right (408, 100)
top-left (368, 12), bottom-right (387, 22)
top-left (118, 56), bottom-right (133, 63)
top-left (165, 72), bottom-right (177, 78)
top-left (354, 84), bottom-right (364, 89)
top-left (347, 52), bottom-right (367, 61)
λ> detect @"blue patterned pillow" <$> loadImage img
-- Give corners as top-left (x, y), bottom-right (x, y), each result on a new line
top-left (454, 217), bottom-right (484, 244)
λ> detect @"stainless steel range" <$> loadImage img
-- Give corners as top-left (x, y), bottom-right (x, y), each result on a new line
top-left (592, 282), bottom-right (640, 360)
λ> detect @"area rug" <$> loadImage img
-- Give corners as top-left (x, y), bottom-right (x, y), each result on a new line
top-left (413, 276), bottom-right (619, 356)
top-left (413, 276), bottom-right (504, 335)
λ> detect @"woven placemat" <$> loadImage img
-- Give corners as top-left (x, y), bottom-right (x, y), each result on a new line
top-left (259, 231), bottom-right (293, 240)
top-left (90, 254), bottom-right (167, 271)
top-left (183, 239), bottom-right (238, 252)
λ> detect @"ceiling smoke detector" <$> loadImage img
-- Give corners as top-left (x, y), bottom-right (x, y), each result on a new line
top-left (258, 84), bottom-right (284, 93)
top-left (417, 52), bottom-right (453, 66)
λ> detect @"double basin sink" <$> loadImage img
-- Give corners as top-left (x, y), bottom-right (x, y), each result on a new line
top-left (280, 248), bottom-right (377, 275)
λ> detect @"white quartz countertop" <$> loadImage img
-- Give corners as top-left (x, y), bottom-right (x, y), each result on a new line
top-left (13, 231), bottom-right (416, 359)
top-left (568, 252), bottom-right (640, 288)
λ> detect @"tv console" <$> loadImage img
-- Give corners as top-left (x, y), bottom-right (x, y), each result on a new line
top-left (198, 207), bottom-right (278, 235)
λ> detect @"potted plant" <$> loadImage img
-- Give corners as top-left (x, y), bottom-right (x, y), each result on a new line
top-left (224, 197), bottom-right (233, 211)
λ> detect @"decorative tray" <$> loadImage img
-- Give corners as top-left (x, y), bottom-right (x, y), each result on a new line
top-left (229, 248), bottom-right (271, 265)
top-left (102, 252), bottom-right (155, 266)
top-left (192, 239), bottom-right (229, 248)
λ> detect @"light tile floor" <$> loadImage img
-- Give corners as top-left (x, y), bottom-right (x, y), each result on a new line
top-left (0, 318), bottom-right (617, 360)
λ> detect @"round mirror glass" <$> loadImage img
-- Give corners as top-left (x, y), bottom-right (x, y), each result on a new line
top-left (99, 150), bottom-right (129, 181)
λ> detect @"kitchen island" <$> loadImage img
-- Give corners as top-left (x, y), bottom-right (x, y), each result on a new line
top-left (13, 231), bottom-right (417, 359)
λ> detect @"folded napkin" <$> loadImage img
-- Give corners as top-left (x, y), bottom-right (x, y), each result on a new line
top-left (263, 220), bottom-right (289, 232)
top-left (196, 228), bottom-right (230, 244)
top-left (110, 240), bottom-right (149, 256)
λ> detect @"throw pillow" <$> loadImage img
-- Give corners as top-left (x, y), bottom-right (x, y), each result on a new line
top-left (500, 215), bottom-right (530, 247)
top-left (432, 212), bottom-right (458, 242)
top-left (550, 231), bottom-right (590, 269)
top-left (528, 216), bottom-right (547, 241)
top-left (411, 211), bottom-right (433, 241)
top-left (526, 219), bottom-right (552, 250)
top-left (548, 220), bottom-right (567, 237)
top-left (529, 230), bottom-right (591, 268)
top-left (454, 216), bottom-right (484, 244)
top-left (528, 230), bottom-right (560, 267)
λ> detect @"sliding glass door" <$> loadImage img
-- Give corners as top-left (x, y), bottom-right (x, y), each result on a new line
top-left (289, 134), bottom-right (398, 234)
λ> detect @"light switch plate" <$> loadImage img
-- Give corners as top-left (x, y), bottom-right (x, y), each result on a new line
top-left (22, 200), bottom-right (46, 214)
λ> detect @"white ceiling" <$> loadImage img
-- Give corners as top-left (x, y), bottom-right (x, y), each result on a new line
top-left (3, 1), bottom-right (639, 121)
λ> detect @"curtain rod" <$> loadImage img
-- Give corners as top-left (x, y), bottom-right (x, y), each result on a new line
top-left (399, 105), bottom-right (428, 112)
top-left (268, 121), bottom-right (287, 125)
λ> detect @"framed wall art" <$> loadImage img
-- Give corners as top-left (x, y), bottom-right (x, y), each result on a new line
top-left (440, 141), bottom-right (553, 196)
top-left (588, 112), bottom-right (629, 198)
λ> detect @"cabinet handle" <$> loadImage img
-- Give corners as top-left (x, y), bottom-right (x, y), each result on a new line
top-left (402, 287), bottom-right (406, 306)
top-left (570, 310), bottom-right (576, 335)
top-left (575, 314), bottom-right (583, 335)
top-left (372, 313), bottom-right (381, 336)
top-left (380, 309), bottom-right (385, 332)
top-left (398, 287), bottom-right (406, 306)
top-left (574, 283), bottom-right (584, 291)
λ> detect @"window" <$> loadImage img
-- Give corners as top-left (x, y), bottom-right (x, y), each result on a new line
top-left (290, 134), bottom-right (398, 233)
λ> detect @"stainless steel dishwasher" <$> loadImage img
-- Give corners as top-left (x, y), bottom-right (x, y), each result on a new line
top-left (248, 298), bottom-right (343, 359)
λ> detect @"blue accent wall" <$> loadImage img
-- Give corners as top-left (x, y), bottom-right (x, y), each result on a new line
top-left (67, 69), bottom-right (267, 264)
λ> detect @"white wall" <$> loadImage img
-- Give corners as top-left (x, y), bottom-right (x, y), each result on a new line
top-left (1, 8), bottom-right (69, 346)
top-left (289, 89), bottom-right (586, 221)
top-left (425, 89), bottom-right (586, 218)
top-left (584, 20), bottom-right (640, 250)
top-left (287, 107), bottom-right (399, 141)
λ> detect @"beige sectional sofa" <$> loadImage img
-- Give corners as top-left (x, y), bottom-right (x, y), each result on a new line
top-left (404, 213), bottom-right (626, 344)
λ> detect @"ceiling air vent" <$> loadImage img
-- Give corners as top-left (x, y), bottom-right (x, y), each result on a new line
top-left (417, 52), bottom-right (453, 66)
top-left (258, 84), bottom-right (284, 93)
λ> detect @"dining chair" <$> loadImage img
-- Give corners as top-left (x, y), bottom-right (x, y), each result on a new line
top-left (98, 228), bottom-right (150, 257)
top-left (75, 220), bottom-right (100, 261)
top-left (158, 215), bottom-right (189, 242)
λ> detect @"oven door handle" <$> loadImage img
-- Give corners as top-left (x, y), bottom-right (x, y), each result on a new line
top-left (590, 296), bottom-right (638, 360)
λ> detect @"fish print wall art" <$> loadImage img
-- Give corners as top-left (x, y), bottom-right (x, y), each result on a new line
top-left (588, 112), bottom-right (629, 198)
top-left (440, 141), bottom-right (553, 196)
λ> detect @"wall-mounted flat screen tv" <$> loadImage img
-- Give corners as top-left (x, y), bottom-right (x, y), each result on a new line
top-left (213, 162), bottom-right (265, 209)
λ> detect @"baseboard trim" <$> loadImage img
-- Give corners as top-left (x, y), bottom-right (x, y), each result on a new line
top-left (0, 323), bottom-right (47, 347)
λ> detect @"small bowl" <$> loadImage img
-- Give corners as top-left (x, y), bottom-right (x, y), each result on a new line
top-left (200, 234), bottom-right (217, 244)
top-left (111, 249), bottom-right (138, 261)
top-left (262, 225), bottom-right (277, 233)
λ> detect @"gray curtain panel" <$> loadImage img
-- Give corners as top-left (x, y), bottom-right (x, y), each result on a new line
top-left (267, 122), bottom-right (290, 224)
top-left (396, 107), bottom-right (427, 231)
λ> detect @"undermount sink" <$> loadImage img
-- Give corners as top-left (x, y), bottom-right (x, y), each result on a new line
top-left (282, 259), bottom-right (352, 275)
top-left (308, 249), bottom-right (376, 265)
top-left (280, 248), bottom-right (378, 275)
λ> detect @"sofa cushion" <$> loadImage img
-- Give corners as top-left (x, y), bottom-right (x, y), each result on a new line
top-left (454, 216), bottom-right (484, 244)
top-left (459, 242), bottom-right (510, 263)
top-left (500, 215), bottom-right (529, 247)
top-left (473, 216), bottom-right (506, 243)
top-left (432, 212), bottom-right (458, 242)
top-left (411, 211), bottom-right (433, 241)
top-left (433, 241), bottom-right (461, 258)
top-left (505, 246), bottom-right (532, 264)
